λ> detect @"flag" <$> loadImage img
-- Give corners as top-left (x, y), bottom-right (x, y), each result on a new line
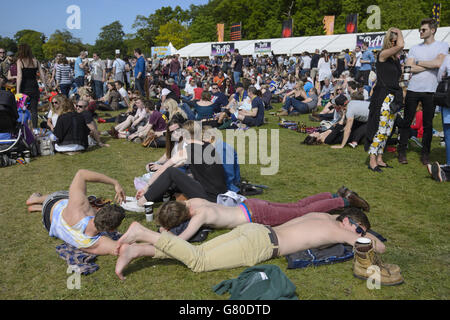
top-left (432, 3), bottom-right (441, 27)
top-left (346, 14), bottom-right (358, 33)
top-left (230, 23), bottom-right (242, 41)
top-left (323, 16), bottom-right (335, 35)
top-left (217, 23), bottom-right (224, 42)
top-left (282, 19), bottom-right (293, 38)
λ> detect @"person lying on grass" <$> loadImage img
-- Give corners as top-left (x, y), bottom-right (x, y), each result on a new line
top-left (154, 186), bottom-right (370, 241)
top-left (26, 169), bottom-right (126, 256)
top-left (114, 207), bottom-right (385, 280)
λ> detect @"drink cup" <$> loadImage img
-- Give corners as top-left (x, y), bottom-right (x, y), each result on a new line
top-left (144, 202), bottom-right (154, 214)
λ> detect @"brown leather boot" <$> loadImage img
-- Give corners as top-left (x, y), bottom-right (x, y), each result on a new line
top-left (353, 241), bottom-right (403, 286)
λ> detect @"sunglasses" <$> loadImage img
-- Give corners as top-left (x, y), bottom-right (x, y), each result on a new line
top-left (0, 52), bottom-right (5, 54)
top-left (348, 218), bottom-right (366, 236)
top-left (419, 28), bottom-right (428, 33)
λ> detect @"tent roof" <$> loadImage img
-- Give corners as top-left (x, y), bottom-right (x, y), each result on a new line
top-left (176, 27), bottom-right (450, 57)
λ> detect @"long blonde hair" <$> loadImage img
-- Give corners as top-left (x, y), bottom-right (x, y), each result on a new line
top-left (382, 28), bottom-right (399, 59)
top-left (52, 95), bottom-right (74, 115)
top-left (163, 98), bottom-right (187, 120)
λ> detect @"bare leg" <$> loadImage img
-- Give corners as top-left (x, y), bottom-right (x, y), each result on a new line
top-left (115, 243), bottom-right (156, 280)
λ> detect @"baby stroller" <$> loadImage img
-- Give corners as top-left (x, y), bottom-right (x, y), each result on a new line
top-left (0, 91), bottom-right (38, 167)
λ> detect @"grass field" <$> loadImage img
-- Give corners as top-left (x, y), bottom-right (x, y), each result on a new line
top-left (0, 104), bottom-right (449, 300)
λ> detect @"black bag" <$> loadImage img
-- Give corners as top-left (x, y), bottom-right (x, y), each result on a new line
top-left (433, 76), bottom-right (450, 108)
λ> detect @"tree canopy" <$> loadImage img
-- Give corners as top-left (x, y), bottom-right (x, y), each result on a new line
top-left (1, 0), bottom-right (448, 60)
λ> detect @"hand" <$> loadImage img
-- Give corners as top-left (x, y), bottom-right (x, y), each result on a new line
top-left (99, 143), bottom-right (110, 148)
top-left (135, 187), bottom-right (147, 200)
top-left (114, 183), bottom-right (126, 204)
top-left (149, 163), bottom-right (162, 171)
top-left (331, 145), bottom-right (344, 149)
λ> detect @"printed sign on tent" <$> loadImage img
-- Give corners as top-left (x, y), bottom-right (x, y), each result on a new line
top-left (211, 43), bottom-right (235, 56)
top-left (151, 46), bottom-right (171, 58)
top-left (356, 33), bottom-right (385, 51)
top-left (255, 42), bottom-right (271, 54)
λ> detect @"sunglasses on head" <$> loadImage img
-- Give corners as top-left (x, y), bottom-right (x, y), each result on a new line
top-left (348, 218), bottom-right (366, 236)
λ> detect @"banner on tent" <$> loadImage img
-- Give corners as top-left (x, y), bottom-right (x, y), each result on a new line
top-left (151, 46), bottom-right (171, 58)
top-left (211, 43), bottom-right (235, 56)
top-left (356, 33), bottom-right (385, 50)
top-left (255, 42), bottom-right (271, 54)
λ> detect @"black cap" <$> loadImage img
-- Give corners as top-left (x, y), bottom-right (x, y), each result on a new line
top-left (235, 82), bottom-right (244, 88)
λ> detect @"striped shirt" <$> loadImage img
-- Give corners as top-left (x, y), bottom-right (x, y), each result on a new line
top-left (56, 64), bottom-right (73, 85)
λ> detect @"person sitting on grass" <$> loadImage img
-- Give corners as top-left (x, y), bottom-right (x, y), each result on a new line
top-left (153, 186), bottom-right (370, 241)
top-left (108, 96), bottom-right (147, 139)
top-left (127, 100), bottom-right (167, 143)
top-left (26, 169), bottom-right (126, 256)
top-left (236, 86), bottom-right (265, 128)
top-left (114, 207), bottom-right (403, 287)
top-left (75, 99), bottom-right (110, 148)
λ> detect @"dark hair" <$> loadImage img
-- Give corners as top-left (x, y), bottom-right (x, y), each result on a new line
top-left (303, 135), bottom-right (322, 145)
top-left (115, 80), bottom-right (124, 87)
top-left (421, 18), bottom-right (438, 34)
top-left (94, 204), bottom-right (126, 232)
top-left (17, 43), bottom-right (34, 65)
top-left (156, 201), bottom-right (190, 230)
top-left (201, 90), bottom-right (211, 101)
top-left (144, 99), bottom-right (155, 111)
top-left (134, 48), bottom-right (142, 55)
top-left (336, 207), bottom-right (371, 230)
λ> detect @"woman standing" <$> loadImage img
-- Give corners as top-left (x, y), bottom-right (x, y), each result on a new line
top-left (16, 43), bottom-right (47, 128)
top-left (55, 56), bottom-right (73, 97)
top-left (317, 50), bottom-right (332, 92)
top-left (365, 28), bottom-right (404, 172)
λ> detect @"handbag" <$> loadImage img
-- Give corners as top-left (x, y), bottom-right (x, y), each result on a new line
top-left (433, 76), bottom-right (450, 108)
top-left (142, 131), bottom-right (157, 148)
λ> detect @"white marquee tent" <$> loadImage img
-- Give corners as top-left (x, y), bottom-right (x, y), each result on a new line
top-left (176, 27), bottom-right (450, 57)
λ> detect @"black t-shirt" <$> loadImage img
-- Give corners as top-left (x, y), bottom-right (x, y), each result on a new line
top-left (81, 110), bottom-right (93, 127)
top-left (185, 142), bottom-right (227, 202)
top-left (311, 54), bottom-right (320, 69)
top-left (234, 54), bottom-right (243, 73)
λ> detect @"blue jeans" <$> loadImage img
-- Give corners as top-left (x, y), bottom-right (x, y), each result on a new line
top-left (180, 103), bottom-right (196, 120)
top-left (59, 84), bottom-right (71, 97)
top-left (135, 77), bottom-right (146, 97)
top-left (283, 97), bottom-right (309, 114)
top-left (74, 76), bottom-right (84, 88)
top-left (443, 122), bottom-right (450, 165)
top-left (170, 72), bottom-right (179, 84)
top-left (233, 71), bottom-right (241, 85)
top-left (93, 80), bottom-right (104, 99)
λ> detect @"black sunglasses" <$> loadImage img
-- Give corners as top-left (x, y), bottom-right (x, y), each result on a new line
top-left (419, 28), bottom-right (428, 33)
top-left (348, 218), bottom-right (366, 236)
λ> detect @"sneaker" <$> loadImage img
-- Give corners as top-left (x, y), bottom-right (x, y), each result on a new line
top-left (308, 114), bottom-right (321, 122)
top-left (431, 162), bottom-right (443, 182)
top-left (426, 164), bottom-right (432, 176)
top-left (348, 142), bottom-right (357, 149)
top-left (409, 136), bottom-right (423, 148)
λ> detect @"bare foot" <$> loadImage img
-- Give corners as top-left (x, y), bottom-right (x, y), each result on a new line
top-left (115, 243), bottom-right (132, 280)
top-left (118, 221), bottom-right (145, 246)
top-left (28, 204), bottom-right (43, 213)
top-left (26, 193), bottom-right (42, 206)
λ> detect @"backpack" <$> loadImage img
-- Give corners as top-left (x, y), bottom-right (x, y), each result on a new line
top-left (213, 264), bottom-right (298, 300)
top-left (433, 76), bottom-right (450, 108)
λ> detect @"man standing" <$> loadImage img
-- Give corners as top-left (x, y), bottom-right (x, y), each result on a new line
top-left (310, 49), bottom-right (320, 84)
top-left (398, 18), bottom-right (448, 165)
top-left (232, 49), bottom-right (243, 85)
top-left (90, 53), bottom-right (106, 99)
top-left (74, 51), bottom-right (88, 88)
top-left (112, 54), bottom-right (126, 83)
top-left (169, 55), bottom-right (181, 85)
top-left (134, 48), bottom-right (146, 97)
top-left (358, 42), bottom-right (374, 85)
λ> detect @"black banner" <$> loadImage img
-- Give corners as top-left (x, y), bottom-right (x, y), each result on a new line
top-left (346, 14), bottom-right (358, 33)
top-left (282, 19), bottom-right (293, 38)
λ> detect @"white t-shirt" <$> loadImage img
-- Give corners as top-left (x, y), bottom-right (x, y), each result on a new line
top-left (113, 59), bottom-right (126, 74)
top-left (408, 40), bottom-right (449, 93)
top-left (302, 56), bottom-right (312, 69)
top-left (118, 87), bottom-right (129, 101)
top-left (346, 100), bottom-right (370, 122)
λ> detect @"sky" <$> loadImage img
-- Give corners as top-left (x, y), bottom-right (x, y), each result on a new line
top-left (0, 0), bottom-right (209, 44)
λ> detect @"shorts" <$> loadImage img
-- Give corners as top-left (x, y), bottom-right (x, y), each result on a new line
top-left (41, 191), bottom-right (69, 232)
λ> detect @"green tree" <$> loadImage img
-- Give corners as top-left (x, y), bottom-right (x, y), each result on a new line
top-left (42, 30), bottom-right (85, 60)
top-left (94, 21), bottom-right (127, 59)
top-left (189, 15), bottom-right (217, 43)
top-left (0, 36), bottom-right (17, 53)
top-left (154, 20), bottom-right (191, 49)
top-left (14, 29), bottom-right (46, 60)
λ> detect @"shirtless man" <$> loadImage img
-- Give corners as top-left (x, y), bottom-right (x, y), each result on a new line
top-left (156, 186), bottom-right (370, 241)
top-left (26, 169), bottom-right (126, 255)
top-left (114, 207), bottom-right (385, 280)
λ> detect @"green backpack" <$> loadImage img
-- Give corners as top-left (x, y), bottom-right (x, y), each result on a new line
top-left (213, 264), bottom-right (298, 300)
